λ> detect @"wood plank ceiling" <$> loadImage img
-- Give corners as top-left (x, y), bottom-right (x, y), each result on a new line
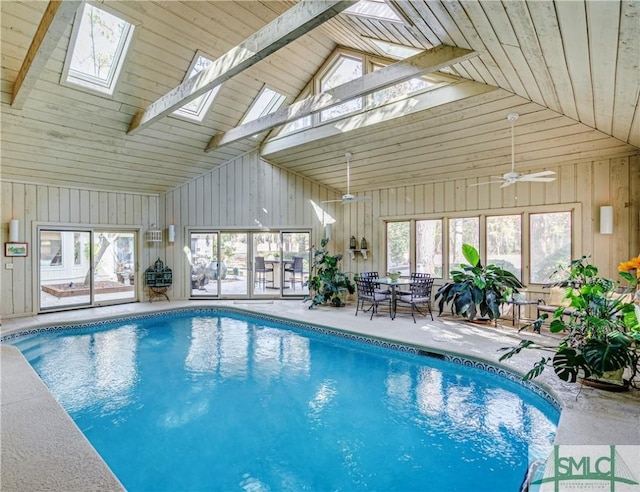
top-left (1, 1), bottom-right (638, 195)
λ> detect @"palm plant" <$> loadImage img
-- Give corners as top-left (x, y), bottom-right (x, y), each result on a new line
top-left (435, 243), bottom-right (524, 321)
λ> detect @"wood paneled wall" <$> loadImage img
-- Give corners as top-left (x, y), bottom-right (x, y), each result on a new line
top-left (159, 152), bottom-right (342, 299)
top-left (336, 155), bottom-right (640, 282)
top-left (1, 181), bottom-right (159, 317)
top-left (1, 152), bottom-right (637, 316)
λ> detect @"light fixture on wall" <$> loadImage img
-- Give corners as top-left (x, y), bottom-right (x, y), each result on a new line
top-left (168, 225), bottom-right (175, 243)
top-left (145, 224), bottom-right (163, 242)
top-left (600, 206), bottom-right (613, 234)
top-left (9, 219), bottom-right (19, 242)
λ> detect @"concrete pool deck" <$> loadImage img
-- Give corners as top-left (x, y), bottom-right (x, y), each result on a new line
top-left (2, 299), bottom-right (639, 490)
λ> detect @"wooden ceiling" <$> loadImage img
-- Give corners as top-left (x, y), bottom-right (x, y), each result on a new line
top-left (1, 1), bottom-right (638, 196)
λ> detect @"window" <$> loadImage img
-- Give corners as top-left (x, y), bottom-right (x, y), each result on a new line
top-left (41, 232), bottom-right (62, 267)
top-left (320, 55), bottom-right (363, 122)
top-left (448, 218), bottom-right (479, 273)
top-left (530, 212), bottom-right (572, 284)
top-left (241, 87), bottom-right (286, 125)
top-left (370, 63), bottom-right (434, 107)
top-left (487, 215), bottom-right (522, 280)
top-left (173, 53), bottom-right (220, 122)
top-left (62, 3), bottom-right (135, 95)
top-left (386, 221), bottom-right (410, 275)
top-left (344, 0), bottom-right (403, 22)
top-left (416, 220), bottom-right (442, 278)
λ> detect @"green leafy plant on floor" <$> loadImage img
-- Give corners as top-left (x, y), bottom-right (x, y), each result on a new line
top-left (435, 243), bottom-right (524, 321)
top-left (499, 256), bottom-right (640, 387)
top-left (304, 238), bottom-right (355, 308)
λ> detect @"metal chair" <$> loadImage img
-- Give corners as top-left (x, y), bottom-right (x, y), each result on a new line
top-left (254, 256), bottom-right (274, 289)
top-left (355, 278), bottom-right (392, 320)
top-left (360, 271), bottom-right (390, 294)
top-left (286, 256), bottom-right (305, 290)
top-left (397, 272), bottom-right (431, 295)
top-left (396, 277), bottom-right (435, 323)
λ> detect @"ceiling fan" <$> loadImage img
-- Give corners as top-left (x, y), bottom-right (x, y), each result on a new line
top-left (322, 152), bottom-right (372, 204)
top-left (470, 113), bottom-right (556, 188)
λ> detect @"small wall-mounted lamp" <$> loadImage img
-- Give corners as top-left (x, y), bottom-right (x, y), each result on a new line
top-left (168, 225), bottom-right (175, 243)
top-left (325, 223), bottom-right (332, 241)
top-left (9, 219), bottom-right (19, 242)
top-left (600, 206), bottom-right (613, 234)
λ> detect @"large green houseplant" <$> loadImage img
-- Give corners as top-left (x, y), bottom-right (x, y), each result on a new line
top-left (500, 256), bottom-right (640, 388)
top-left (304, 238), bottom-right (355, 308)
top-left (435, 243), bottom-right (524, 322)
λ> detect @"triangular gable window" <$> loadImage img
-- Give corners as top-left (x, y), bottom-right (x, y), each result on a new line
top-left (62, 3), bottom-right (135, 95)
top-left (370, 63), bottom-right (434, 107)
top-left (320, 55), bottom-right (363, 122)
top-left (344, 0), bottom-right (402, 22)
top-left (241, 87), bottom-right (286, 125)
top-left (173, 53), bottom-right (220, 122)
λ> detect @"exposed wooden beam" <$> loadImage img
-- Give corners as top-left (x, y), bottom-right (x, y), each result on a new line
top-left (205, 45), bottom-right (477, 151)
top-left (11, 0), bottom-right (82, 109)
top-left (261, 80), bottom-right (497, 156)
top-left (127, 0), bottom-right (357, 135)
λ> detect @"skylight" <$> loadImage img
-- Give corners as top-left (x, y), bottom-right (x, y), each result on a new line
top-left (241, 87), bottom-right (286, 125)
top-left (369, 39), bottom-right (422, 60)
top-left (173, 53), bottom-right (220, 122)
top-left (62, 3), bottom-right (135, 95)
top-left (344, 0), bottom-right (402, 22)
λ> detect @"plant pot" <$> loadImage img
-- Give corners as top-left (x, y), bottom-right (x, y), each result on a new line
top-left (580, 368), bottom-right (629, 392)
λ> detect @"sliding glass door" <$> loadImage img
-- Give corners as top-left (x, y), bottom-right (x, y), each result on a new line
top-left (39, 228), bottom-right (137, 312)
top-left (189, 230), bottom-right (310, 299)
top-left (189, 231), bottom-right (249, 298)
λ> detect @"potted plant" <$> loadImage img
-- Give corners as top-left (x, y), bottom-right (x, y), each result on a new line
top-left (435, 243), bottom-right (524, 322)
top-left (500, 256), bottom-right (640, 389)
top-left (305, 238), bottom-right (355, 308)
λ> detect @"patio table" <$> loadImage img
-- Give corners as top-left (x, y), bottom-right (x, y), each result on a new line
top-left (372, 278), bottom-right (414, 319)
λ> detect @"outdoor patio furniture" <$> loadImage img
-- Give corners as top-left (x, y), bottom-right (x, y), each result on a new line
top-left (355, 277), bottom-right (392, 320)
top-left (396, 277), bottom-right (435, 323)
top-left (285, 256), bottom-right (305, 290)
top-left (255, 256), bottom-right (274, 288)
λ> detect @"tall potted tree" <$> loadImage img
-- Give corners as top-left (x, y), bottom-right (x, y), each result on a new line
top-left (435, 243), bottom-right (524, 322)
top-left (305, 238), bottom-right (355, 308)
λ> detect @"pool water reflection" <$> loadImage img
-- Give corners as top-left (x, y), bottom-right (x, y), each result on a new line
top-left (13, 311), bottom-right (559, 491)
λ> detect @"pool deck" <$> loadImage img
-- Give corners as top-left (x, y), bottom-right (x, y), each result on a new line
top-left (2, 299), bottom-right (639, 491)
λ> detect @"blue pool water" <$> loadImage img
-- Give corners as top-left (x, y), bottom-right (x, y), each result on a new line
top-left (12, 311), bottom-right (559, 491)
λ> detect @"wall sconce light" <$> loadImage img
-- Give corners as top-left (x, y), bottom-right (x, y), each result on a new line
top-left (9, 219), bottom-right (19, 242)
top-left (325, 223), bottom-right (332, 241)
top-left (600, 206), bottom-right (613, 234)
top-left (168, 225), bottom-right (175, 243)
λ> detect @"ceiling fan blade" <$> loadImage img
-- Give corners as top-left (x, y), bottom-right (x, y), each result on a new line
top-left (321, 199), bottom-right (343, 203)
top-left (520, 170), bottom-right (556, 179)
top-left (518, 177), bottom-right (556, 183)
top-left (500, 181), bottom-right (515, 188)
top-left (468, 180), bottom-right (505, 187)
top-left (340, 197), bottom-right (372, 204)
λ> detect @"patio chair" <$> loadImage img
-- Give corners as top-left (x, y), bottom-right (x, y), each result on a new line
top-left (355, 278), bottom-right (392, 320)
top-left (254, 256), bottom-right (274, 289)
top-left (285, 256), bottom-right (306, 290)
top-left (397, 272), bottom-right (431, 295)
top-left (360, 271), bottom-right (389, 294)
top-left (396, 277), bottom-right (435, 323)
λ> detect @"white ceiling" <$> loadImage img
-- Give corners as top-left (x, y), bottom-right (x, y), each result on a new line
top-left (1, 1), bottom-right (638, 195)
